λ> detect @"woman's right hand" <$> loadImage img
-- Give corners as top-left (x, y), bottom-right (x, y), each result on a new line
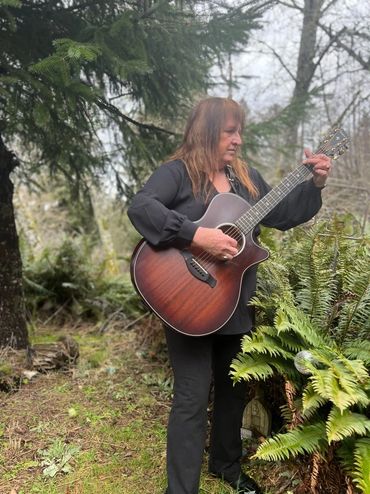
top-left (191, 227), bottom-right (238, 260)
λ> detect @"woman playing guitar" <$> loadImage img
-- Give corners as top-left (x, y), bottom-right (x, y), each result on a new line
top-left (128, 97), bottom-right (332, 494)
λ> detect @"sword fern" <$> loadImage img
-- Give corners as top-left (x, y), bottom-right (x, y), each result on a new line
top-left (231, 219), bottom-right (370, 492)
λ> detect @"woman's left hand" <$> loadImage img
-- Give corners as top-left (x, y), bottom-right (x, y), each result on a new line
top-left (303, 148), bottom-right (332, 188)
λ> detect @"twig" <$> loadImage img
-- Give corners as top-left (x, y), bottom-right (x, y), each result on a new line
top-left (121, 312), bottom-right (151, 331)
top-left (42, 299), bottom-right (71, 327)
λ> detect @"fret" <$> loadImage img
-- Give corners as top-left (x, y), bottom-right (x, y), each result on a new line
top-left (236, 165), bottom-right (312, 234)
top-left (234, 128), bottom-right (349, 235)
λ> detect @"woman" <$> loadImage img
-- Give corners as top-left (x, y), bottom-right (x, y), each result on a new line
top-left (127, 97), bottom-right (331, 494)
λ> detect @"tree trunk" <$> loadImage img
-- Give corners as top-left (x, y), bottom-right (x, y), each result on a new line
top-left (285, 0), bottom-right (325, 159)
top-left (0, 134), bottom-right (29, 349)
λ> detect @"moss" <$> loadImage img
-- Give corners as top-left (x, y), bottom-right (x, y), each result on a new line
top-left (0, 361), bottom-right (13, 376)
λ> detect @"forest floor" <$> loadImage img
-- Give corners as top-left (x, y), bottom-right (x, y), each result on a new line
top-left (0, 322), bottom-right (300, 494)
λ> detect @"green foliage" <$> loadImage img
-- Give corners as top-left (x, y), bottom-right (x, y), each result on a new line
top-left (23, 238), bottom-right (144, 323)
top-left (254, 422), bottom-right (327, 461)
top-left (38, 439), bottom-right (80, 478)
top-left (326, 408), bottom-right (370, 443)
top-left (0, 0), bottom-right (271, 189)
top-left (0, 0), bottom-right (21, 7)
top-left (231, 218), bottom-right (370, 491)
top-left (353, 438), bottom-right (370, 493)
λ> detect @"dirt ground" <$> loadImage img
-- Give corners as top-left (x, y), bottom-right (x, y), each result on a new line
top-left (0, 323), bottom-right (309, 494)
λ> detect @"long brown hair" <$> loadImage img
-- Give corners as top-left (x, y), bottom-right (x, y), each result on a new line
top-left (169, 97), bottom-right (258, 200)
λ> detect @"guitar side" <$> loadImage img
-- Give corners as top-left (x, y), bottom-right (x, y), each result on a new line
top-left (130, 193), bottom-right (269, 336)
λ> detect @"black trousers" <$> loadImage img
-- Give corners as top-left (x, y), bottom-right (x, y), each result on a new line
top-left (165, 327), bottom-right (248, 494)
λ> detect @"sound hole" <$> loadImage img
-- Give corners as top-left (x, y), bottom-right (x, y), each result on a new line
top-left (218, 223), bottom-right (245, 256)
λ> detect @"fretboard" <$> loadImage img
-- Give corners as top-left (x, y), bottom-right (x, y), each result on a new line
top-left (235, 164), bottom-right (312, 234)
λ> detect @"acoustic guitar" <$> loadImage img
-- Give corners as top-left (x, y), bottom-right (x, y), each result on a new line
top-left (130, 128), bottom-right (349, 336)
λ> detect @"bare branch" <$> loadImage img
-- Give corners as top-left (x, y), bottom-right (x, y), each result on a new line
top-left (320, 0), bottom-right (339, 16)
top-left (259, 40), bottom-right (297, 81)
top-left (318, 23), bottom-right (370, 71)
top-left (333, 90), bottom-right (361, 126)
top-left (312, 27), bottom-right (346, 73)
top-left (275, 0), bottom-right (303, 11)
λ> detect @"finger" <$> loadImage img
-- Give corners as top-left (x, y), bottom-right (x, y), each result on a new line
top-left (314, 161), bottom-right (331, 172)
top-left (221, 245), bottom-right (238, 258)
top-left (221, 252), bottom-right (236, 261)
top-left (225, 235), bottom-right (238, 248)
top-left (313, 169), bottom-right (327, 177)
top-left (228, 247), bottom-right (238, 256)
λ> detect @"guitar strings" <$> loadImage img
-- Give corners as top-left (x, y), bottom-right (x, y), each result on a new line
top-left (193, 141), bottom-right (332, 268)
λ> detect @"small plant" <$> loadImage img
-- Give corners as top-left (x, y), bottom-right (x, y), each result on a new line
top-left (38, 438), bottom-right (80, 478)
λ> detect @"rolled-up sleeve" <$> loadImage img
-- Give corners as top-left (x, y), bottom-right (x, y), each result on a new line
top-left (127, 163), bottom-right (198, 246)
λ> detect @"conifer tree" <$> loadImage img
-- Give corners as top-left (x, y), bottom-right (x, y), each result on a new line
top-left (0, 0), bottom-right (270, 347)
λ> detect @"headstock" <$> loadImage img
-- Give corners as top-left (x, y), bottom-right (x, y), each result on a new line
top-left (316, 127), bottom-right (350, 160)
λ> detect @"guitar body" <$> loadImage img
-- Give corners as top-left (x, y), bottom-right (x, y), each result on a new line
top-left (130, 193), bottom-right (269, 336)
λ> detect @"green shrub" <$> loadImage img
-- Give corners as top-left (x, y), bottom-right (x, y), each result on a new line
top-left (23, 238), bottom-right (145, 323)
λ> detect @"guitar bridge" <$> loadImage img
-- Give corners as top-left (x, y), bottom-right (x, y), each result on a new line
top-left (181, 251), bottom-right (216, 288)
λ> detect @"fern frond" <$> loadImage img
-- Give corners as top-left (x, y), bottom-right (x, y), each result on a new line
top-left (353, 438), bottom-right (370, 494)
top-left (276, 330), bottom-right (306, 352)
top-left (254, 422), bottom-right (327, 461)
top-left (309, 369), bottom-right (351, 412)
top-left (336, 250), bottom-right (370, 339)
top-left (337, 356), bottom-right (369, 382)
top-left (230, 354), bottom-right (275, 382)
top-left (302, 383), bottom-right (327, 418)
top-left (344, 340), bottom-right (370, 365)
top-left (330, 360), bottom-right (370, 409)
top-left (274, 302), bottom-right (327, 348)
top-left (326, 407), bottom-right (370, 443)
top-left (309, 363), bottom-right (369, 412)
top-left (241, 332), bottom-right (293, 359)
top-left (288, 224), bottom-right (338, 326)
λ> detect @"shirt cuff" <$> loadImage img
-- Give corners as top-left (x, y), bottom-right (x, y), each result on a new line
top-left (177, 219), bottom-right (198, 244)
top-left (309, 177), bottom-right (326, 191)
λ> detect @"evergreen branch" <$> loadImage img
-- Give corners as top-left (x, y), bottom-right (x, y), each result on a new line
top-left (95, 97), bottom-right (176, 135)
top-left (136, 0), bottom-right (170, 20)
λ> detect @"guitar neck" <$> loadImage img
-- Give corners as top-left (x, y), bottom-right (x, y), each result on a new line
top-left (235, 163), bottom-right (312, 234)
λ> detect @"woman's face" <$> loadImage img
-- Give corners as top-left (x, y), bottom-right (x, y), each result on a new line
top-left (217, 116), bottom-right (242, 168)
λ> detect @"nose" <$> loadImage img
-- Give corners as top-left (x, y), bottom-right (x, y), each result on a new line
top-left (232, 131), bottom-right (242, 145)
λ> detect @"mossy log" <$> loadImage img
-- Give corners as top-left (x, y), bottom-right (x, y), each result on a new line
top-left (27, 336), bottom-right (79, 372)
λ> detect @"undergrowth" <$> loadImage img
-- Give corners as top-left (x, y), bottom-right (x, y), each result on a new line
top-left (23, 238), bottom-right (145, 325)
